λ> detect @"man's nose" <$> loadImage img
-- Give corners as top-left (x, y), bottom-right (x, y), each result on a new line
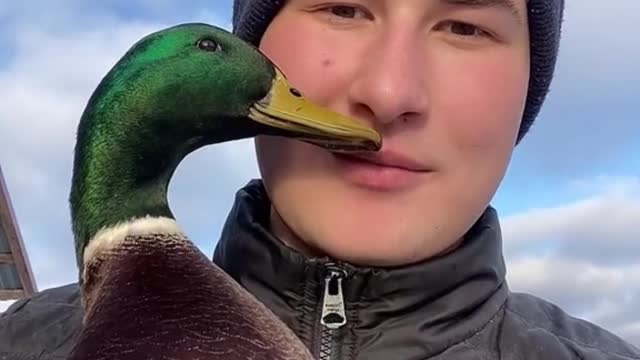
top-left (347, 30), bottom-right (429, 128)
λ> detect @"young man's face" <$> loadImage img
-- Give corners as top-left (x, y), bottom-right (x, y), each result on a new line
top-left (255, 0), bottom-right (530, 266)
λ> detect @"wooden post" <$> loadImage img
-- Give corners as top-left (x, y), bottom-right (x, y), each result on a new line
top-left (0, 165), bottom-right (37, 299)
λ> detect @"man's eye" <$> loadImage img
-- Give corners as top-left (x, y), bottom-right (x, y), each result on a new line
top-left (325, 5), bottom-right (369, 20)
top-left (446, 21), bottom-right (489, 37)
top-left (330, 5), bottom-right (357, 18)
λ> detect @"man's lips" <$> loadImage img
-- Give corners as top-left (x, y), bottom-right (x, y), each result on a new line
top-left (330, 148), bottom-right (433, 191)
top-left (333, 150), bottom-right (431, 172)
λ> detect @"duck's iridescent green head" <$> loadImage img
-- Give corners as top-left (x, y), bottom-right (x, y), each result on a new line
top-left (87, 23), bottom-right (381, 150)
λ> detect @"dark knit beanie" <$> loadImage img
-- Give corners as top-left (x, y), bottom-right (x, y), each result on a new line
top-left (232, 0), bottom-right (564, 144)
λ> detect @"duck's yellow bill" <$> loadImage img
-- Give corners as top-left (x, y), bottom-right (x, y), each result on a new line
top-left (248, 68), bottom-right (381, 152)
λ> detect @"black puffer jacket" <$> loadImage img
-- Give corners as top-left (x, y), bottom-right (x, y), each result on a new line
top-left (1, 180), bottom-right (639, 359)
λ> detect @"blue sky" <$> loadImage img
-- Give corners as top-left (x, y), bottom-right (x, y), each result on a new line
top-left (0, 0), bottom-right (638, 347)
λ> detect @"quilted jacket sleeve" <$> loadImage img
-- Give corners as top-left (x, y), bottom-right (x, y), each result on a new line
top-left (0, 284), bottom-right (83, 360)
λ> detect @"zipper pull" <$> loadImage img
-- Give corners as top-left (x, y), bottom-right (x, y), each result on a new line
top-left (321, 265), bottom-right (347, 329)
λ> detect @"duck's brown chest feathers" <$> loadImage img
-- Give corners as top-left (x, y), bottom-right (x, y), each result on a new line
top-left (69, 230), bottom-right (313, 360)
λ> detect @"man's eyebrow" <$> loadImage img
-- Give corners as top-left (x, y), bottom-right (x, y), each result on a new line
top-left (442, 0), bottom-right (524, 23)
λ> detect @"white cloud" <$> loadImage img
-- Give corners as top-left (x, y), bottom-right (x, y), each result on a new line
top-left (0, 300), bottom-right (16, 313)
top-left (503, 176), bottom-right (640, 265)
top-left (618, 323), bottom-right (640, 350)
top-left (504, 176), bottom-right (640, 345)
top-left (507, 256), bottom-right (639, 316)
top-left (508, 257), bottom-right (631, 302)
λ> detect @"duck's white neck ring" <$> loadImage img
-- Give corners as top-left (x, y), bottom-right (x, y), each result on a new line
top-left (82, 215), bottom-right (185, 277)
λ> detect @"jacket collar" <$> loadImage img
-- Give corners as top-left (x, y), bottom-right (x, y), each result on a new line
top-left (213, 180), bottom-right (508, 357)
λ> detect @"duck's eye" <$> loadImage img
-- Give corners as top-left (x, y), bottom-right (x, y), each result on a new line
top-left (196, 38), bottom-right (220, 52)
top-left (289, 88), bottom-right (302, 97)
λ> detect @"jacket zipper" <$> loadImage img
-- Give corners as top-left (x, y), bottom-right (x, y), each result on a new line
top-left (318, 263), bottom-right (347, 360)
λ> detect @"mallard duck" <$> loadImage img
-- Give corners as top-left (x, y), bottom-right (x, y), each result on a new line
top-left (66, 23), bottom-right (380, 360)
